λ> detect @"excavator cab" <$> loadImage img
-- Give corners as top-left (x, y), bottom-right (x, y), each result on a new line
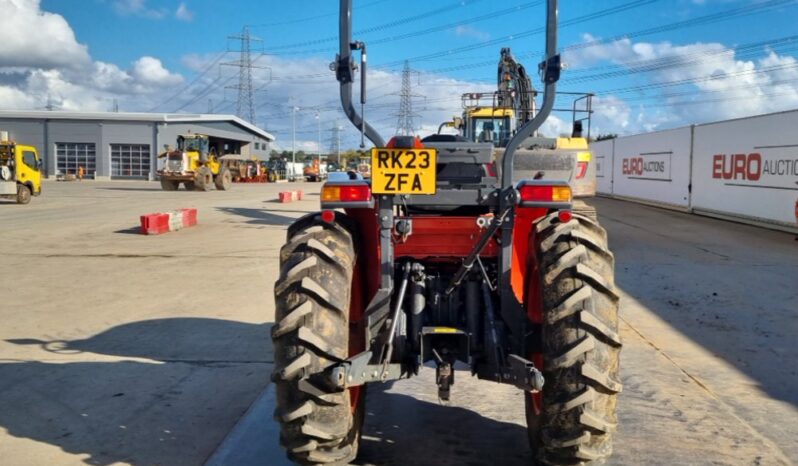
top-left (461, 104), bottom-right (514, 145)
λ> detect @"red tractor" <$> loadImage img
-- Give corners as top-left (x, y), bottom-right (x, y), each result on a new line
top-left (272, 1), bottom-right (621, 464)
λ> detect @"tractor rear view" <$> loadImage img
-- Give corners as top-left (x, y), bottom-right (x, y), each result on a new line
top-left (271, 1), bottom-right (621, 465)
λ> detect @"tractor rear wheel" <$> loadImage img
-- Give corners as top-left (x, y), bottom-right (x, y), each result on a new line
top-left (194, 166), bottom-right (213, 191)
top-left (526, 211), bottom-right (622, 465)
top-left (16, 184), bottom-right (31, 204)
top-left (572, 199), bottom-right (598, 222)
top-left (272, 218), bottom-right (363, 465)
top-left (214, 167), bottom-right (232, 191)
top-left (160, 178), bottom-right (179, 191)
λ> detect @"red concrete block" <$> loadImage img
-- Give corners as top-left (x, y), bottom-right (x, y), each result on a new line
top-left (279, 191), bottom-right (293, 203)
top-left (295, 190), bottom-right (304, 200)
top-left (140, 213), bottom-right (170, 235)
top-left (181, 208), bottom-right (198, 227)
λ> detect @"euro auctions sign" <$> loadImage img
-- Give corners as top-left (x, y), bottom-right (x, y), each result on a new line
top-left (621, 152), bottom-right (672, 181)
top-left (711, 152), bottom-right (798, 188)
top-left (707, 148), bottom-right (798, 227)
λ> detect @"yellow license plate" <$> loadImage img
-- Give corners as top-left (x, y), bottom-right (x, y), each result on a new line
top-left (371, 148), bottom-right (437, 195)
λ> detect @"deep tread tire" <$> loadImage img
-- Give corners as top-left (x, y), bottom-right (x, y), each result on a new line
top-left (215, 167), bottom-right (232, 191)
top-left (160, 178), bottom-right (179, 191)
top-left (195, 166), bottom-right (213, 191)
top-left (16, 184), bottom-right (31, 204)
top-left (272, 219), bottom-right (361, 465)
top-left (183, 181), bottom-right (195, 191)
top-left (527, 211), bottom-right (621, 465)
top-left (572, 200), bottom-right (598, 223)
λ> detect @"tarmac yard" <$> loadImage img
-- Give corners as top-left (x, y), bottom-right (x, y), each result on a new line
top-left (0, 180), bottom-right (796, 466)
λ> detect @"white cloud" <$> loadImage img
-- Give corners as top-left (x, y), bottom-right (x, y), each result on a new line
top-left (0, 0), bottom-right (90, 69)
top-left (0, 0), bottom-right (184, 112)
top-left (132, 56), bottom-right (184, 87)
top-left (175, 2), bottom-right (193, 22)
top-left (563, 34), bottom-right (798, 135)
top-left (112, 0), bottom-right (167, 19)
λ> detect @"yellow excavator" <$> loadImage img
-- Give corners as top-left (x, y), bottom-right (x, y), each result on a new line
top-left (157, 134), bottom-right (232, 191)
top-left (438, 47), bottom-right (596, 142)
top-left (434, 47), bottom-right (596, 196)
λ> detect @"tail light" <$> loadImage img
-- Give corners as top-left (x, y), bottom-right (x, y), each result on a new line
top-left (519, 185), bottom-right (572, 203)
top-left (320, 182), bottom-right (374, 208)
top-left (517, 180), bottom-right (572, 207)
top-left (485, 162), bottom-right (497, 178)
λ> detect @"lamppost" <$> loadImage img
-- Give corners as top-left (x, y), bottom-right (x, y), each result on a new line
top-left (291, 106), bottom-right (299, 181)
top-left (315, 111), bottom-right (321, 173)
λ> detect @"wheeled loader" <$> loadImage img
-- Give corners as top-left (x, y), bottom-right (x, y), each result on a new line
top-left (272, 1), bottom-right (621, 464)
top-left (157, 134), bottom-right (232, 191)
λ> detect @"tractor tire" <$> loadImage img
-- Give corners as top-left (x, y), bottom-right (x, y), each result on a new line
top-left (572, 199), bottom-right (598, 223)
top-left (214, 167), bottom-right (232, 191)
top-left (526, 211), bottom-right (622, 465)
top-left (16, 184), bottom-right (31, 204)
top-left (272, 219), bottom-right (362, 465)
top-left (194, 166), bottom-right (213, 191)
top-left (160, 178), bottom-right (179, 191)
top-left (183, 181), bottom-right (195, 191)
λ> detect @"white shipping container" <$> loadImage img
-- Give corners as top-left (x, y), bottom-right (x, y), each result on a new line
top-left (611, 127), bottom-right (692, 208)
top-left (692, 110), bottom-right (798, 228)
top-left (591, 139), bottom-right (614, 195)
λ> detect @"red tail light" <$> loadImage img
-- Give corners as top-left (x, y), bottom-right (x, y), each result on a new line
top-left (519, 184), bottom-right (572, 203)
top-left (321, 184), bottom-right (372, 202)
top-left (485, 162), bottom-right (497, 177)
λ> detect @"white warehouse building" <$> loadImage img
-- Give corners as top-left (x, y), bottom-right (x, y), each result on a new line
top-left (0, 110), bottom-right (275, 180)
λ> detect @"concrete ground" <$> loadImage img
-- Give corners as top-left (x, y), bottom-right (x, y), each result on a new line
top-left (1, 181), bottom-right (796, 466)
top-left (0, 179), bottom-right (312, 466)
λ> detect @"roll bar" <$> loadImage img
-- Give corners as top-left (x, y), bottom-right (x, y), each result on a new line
top-left (334, 0), bottom-right (385, 148)
top-left (334, 0), bottom-right (560, 170)
top-left (501, 0), bottom-right (561, 189)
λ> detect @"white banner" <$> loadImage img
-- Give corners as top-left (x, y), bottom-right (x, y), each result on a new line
top-left (612, 127), bottom-right (692, 207)
top-left (692, 111), bottom-right (798, 227)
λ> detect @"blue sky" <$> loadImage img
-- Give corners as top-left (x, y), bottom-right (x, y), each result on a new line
top-left (5, 0), bottom-right (798, 150)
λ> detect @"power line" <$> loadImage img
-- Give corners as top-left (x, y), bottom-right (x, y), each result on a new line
top-left (248, 0), bottom-right (390, 28)
top-left (405, 0), bottom-right (797, 76)
top-left (596, 61), bottom-right (798, 96)
top-left (268, 0), bottom-right (487, 51)
top-left (149, 51), bottom-right (228, 112)
top-left (269, 0), bottom-right (540, 56)
top-left (374, 0), bottom-right (658, 69)
top-left (173, 74), bottom-right (232, 112)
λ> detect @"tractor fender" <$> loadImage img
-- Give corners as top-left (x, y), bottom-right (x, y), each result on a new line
top-left (286, 210), bottom-right (360, 245)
